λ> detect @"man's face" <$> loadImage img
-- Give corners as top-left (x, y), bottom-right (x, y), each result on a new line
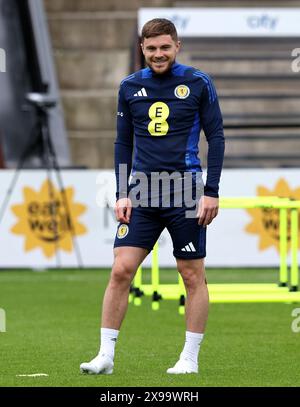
top-left (141, 34), bottom-right (181, 74)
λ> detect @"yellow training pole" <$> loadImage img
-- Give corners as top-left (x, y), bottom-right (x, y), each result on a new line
top-left (290, 208), bottom-right (299, 291)
top-left (133, 265), bottom-right (143, 305)
top-left (279, 208), bottom-right (288, 287)
top-left (151, 242), bottom-right (160, 310)
top-left (178, 274), bottom-right (185, 315)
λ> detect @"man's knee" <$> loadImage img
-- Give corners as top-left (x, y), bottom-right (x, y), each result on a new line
top-left (178, 261), bottom-right (206, 289)
top-left (110, 259), bottom-right (136, 286)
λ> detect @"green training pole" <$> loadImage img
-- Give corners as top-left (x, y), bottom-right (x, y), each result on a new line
top-left (151, 242), bottom-right (160, 310)
top-left (290, 208), bottom-right (299, 291)
top-left (279, 208), bottom-right (288, 287)
top-left (133, 265), bottom-right (142, 305)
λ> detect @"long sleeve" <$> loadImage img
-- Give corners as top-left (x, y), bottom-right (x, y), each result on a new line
top-left (199, 78), bottom-right (225, 198)
top-left (114, 84), bottom-right (134, 200)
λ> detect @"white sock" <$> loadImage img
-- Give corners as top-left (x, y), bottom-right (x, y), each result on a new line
top-left (99, 328), bottom-right (119, 360)
top-left (180, 331), bottom-right (204, 364)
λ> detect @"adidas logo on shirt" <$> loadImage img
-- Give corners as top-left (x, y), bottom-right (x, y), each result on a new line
top-left (134, 87), bottom-right (147, 97)
top-left (181, 242), bottom-right (196, 252)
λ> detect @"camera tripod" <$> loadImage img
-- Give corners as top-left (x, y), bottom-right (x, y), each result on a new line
top-left (0, 93), bottom-right (83, 268)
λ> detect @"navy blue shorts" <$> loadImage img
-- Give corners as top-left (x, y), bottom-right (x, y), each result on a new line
top-left (114, 205), bottom-right (206, 259)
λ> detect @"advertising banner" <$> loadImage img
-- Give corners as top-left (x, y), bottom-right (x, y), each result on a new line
top-left (0, 169), bottom-right (299, 268)
top-left (138, 8), bottom-right (300, 37)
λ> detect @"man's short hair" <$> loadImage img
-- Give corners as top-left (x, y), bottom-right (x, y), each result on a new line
top-left (141, 18), bottom-right (178, 42)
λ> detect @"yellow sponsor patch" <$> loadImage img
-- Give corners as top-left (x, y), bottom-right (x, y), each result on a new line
top-left (148, 101), bottom-right (170, 136)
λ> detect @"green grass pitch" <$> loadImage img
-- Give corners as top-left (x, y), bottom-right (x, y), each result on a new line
top-left (0, 268), bottom-right (299, 387)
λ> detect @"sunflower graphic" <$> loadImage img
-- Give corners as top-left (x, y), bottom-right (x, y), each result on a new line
top-left (245, 178), bottom-right (300, 253)
top-left (11, 180), bottom-right (87, 258)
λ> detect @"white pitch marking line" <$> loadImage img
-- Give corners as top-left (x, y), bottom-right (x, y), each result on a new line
top-left (16, 373), bottom-right (49, 377)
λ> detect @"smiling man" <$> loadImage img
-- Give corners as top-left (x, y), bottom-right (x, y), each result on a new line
top-left (142, 33), bottom-right (179, 74)
top-left (80, 18), bottom-right (225, 375)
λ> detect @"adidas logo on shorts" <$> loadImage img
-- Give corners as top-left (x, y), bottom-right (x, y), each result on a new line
top-left (181, 242), bottom-right (196, 252)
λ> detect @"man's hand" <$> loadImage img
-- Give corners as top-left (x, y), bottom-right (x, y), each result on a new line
top-left (197, 196), bottom-right (219, 226)
top-left (114, 197), bottom-right (132, 223)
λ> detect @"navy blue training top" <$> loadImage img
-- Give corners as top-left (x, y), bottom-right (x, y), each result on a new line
top-left (115, 62), bottom-right (225, 199)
